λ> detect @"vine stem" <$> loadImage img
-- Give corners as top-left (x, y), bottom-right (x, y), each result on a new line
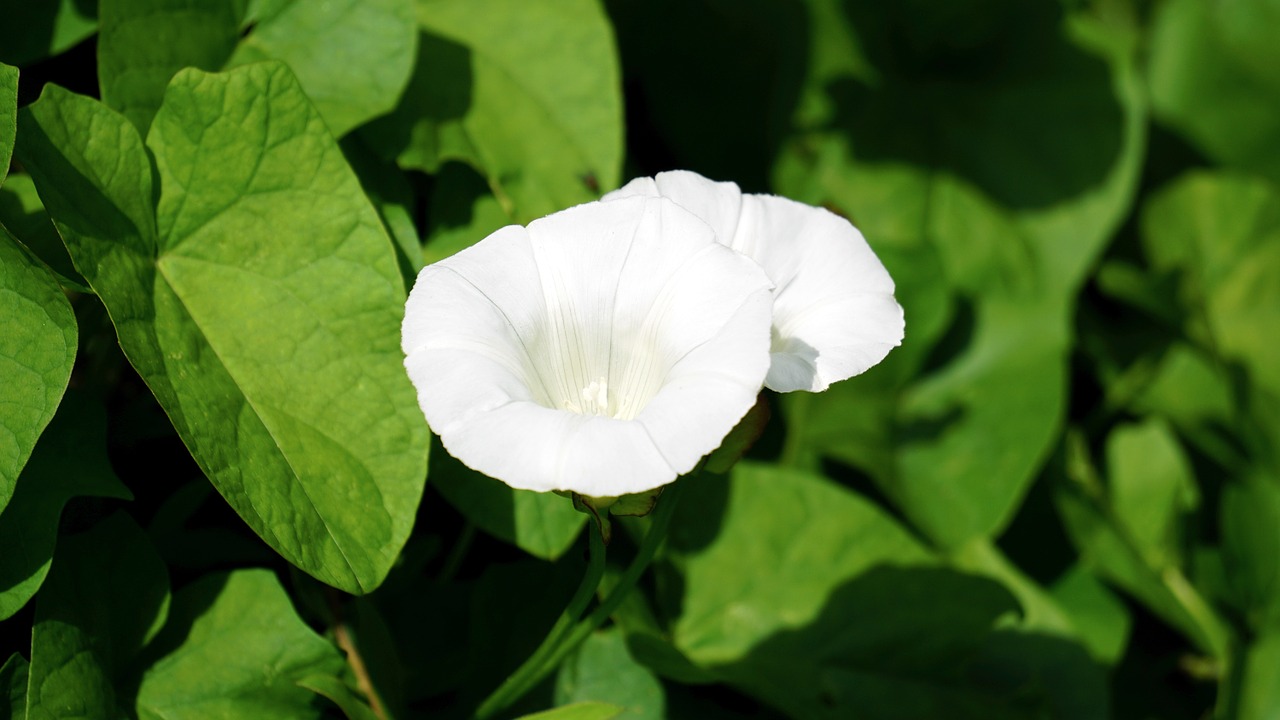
top-left (473, 481), bottom-right (684, 719)
top-left (327, 589), bottom-right (387, 720)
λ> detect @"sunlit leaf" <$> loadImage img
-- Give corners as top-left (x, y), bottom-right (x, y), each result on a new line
top-left (230, 0), bottom-right (416, 137)
top-left (16, 65), bottom-right (429, 593)
top-left (1149, 0), bottom-right (1280, 184)
top-left (1141, 172), bottom-right (1280, 397)
top-left (136, 569), bottom-right (345, 720)
top-left (366, 0), bottom-right (623, 221)
top-left (671, 462), bottom-right (931, 663)
top-left (1105, 419), bottom-right (1198, 571)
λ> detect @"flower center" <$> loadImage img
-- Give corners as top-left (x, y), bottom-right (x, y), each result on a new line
top-left (565, 376), bottom-right (612, 417)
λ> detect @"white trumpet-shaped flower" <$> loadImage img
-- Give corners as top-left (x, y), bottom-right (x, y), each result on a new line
top-left (402, 196), bottom-right (774, 496)
top-left (606, 171), bottom-right (905, 392)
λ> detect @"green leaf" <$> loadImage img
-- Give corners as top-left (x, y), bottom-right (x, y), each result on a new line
top-left (26, 513), bottom-right (169, 720)
top-left (0, 227), bottom-right (76, 512)
top-left (1132, 344), bottom-right (1234, 437)
top-left (367, 0), bottom-right (623, 221)
top-left (431, 441), bottom-right (585, 561)
top-left (1, 62), bottom-right (15, 186)
top-left (0, 174), bottom-right (89, 292)
top-left (774, 3), bottom-right (1146, 547)
top-left (709, 565), bottom-right (1104, 720)
top-left (295, 675), bottom-right (380, 720)
top-left (1238, 629), bottom-right (1280, 720)
top-left (0, 0), bottom-right (98, 67)
top-left (97, 0), bottom-right (241, 133)
top-left (1055, 435), bottom-right (1227, 657)
top-left (17, 65), bottom-right (429, 593)
top-left (556, 628), bottom-right (665, 720)
top-left (1, 654), bottom-right (28, 720)
top-left (1222, 473), bottom-right (1280, 632)
top-left (1105, 419), bottom-right (1198, 571)
top-left (1141, 172), bottom-right (1280, 398)
top-left (340, 135), bottom-right (425, 288)
top-left (516, 703), bottom-right (623, 720)
top-left (136, 569), bottom-right (346, 720)
top-left (671, 462), bottom-right (932, 664)
top-left (1049, 564), bottom-right (1132, 666)
top-left (230, 0), bottom-right (416, 137)
top-left (0, 391), bottom-right (131, 621)
top-left (1149, 0), bottom-right (1280, 184)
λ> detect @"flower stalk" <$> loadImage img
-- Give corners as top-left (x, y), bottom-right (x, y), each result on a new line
top-left (473, 481), bottom-right (684, 719)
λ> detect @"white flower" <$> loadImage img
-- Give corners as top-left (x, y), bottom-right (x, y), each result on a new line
top-left (401, 196), bottom-right (774, 496)
top-left (606, 171), bottom-right (904, 392)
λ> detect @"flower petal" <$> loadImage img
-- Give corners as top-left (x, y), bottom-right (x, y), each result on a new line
top-left (607, 170), bottom-right (744, 246)
top-left (403, 196), bottom-right (773, 495)
top-left (610, 170), bottom-right (904, 392)
top-left (737, 194), bottom-right (904, 392)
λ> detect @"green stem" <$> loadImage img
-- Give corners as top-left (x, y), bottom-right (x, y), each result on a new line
top-left (473, 481), bottom-right (683, 719)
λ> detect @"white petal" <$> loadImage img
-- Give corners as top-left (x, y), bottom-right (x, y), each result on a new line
top-left (606, 170), bottom-right (744, 247)
top-left (736, 194), bottom-right (904, 392)
top-left (402, 196), bottom-right (773, 496)
top-left (402, 225), bottom-right (549, 432)
top-left (611, 170), bottom-right (904, 392)
top-left (638, 288), bottom-right (774, 475)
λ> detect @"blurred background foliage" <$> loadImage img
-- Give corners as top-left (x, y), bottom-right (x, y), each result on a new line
top-left (2, 0), bottom-right (1279, 718)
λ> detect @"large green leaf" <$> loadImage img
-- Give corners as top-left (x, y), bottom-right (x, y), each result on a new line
top-left (0, 226), bottom-right (77, 513)
top-left (16, 64), bottom-right (429, 593)
top-left (665, 464), bottom-right (1106, 718)
top-left (366, 0), bottom-right (623, 221)
top-left (25, 513), bottom-right (169, 720)
top-left (774, 2), bottom-right (1145, 547)
top-left (97, 0), bottom-right (240, 133)
top-left (0, 391), bottom-right (131, 621)
top-left (1149, 0), bottom-right (1280, 184)
top-left (0, 0), bottom-right (98, 67)
top-left (136, 569), bottom-right (346, 720)
top-left (671, 463), bottom-right (932, 664)
top-left (230, 0), bottom-right (416, 137)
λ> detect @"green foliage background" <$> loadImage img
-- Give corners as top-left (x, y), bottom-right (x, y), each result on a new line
top-left (1, 0), bottom-right (1278, 718)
